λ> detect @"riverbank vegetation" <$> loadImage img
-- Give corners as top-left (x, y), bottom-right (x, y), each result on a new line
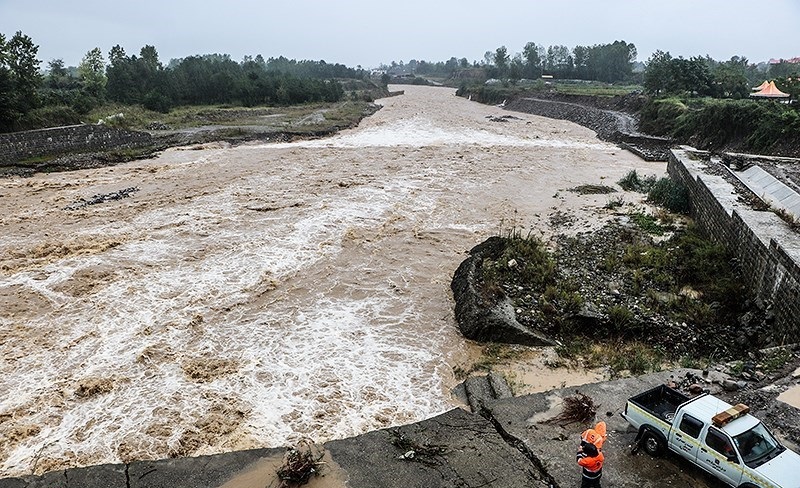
top-left (0, 30), bottom-right (381, 133)
top-left (475, 175), bottom-right (773, 375)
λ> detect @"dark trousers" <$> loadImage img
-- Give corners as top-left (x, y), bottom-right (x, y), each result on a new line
top-left (581, 472), bottom-right (601, 488)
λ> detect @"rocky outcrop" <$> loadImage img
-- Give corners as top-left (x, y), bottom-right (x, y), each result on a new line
top-left (451, 237), bottom-right (555, 346)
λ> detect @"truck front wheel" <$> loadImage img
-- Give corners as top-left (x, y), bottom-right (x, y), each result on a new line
top-left (642, 431), bottom-right (665, 457)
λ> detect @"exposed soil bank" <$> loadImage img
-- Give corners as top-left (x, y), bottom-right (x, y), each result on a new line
top-left (0, 103), bottom-right (382, 177)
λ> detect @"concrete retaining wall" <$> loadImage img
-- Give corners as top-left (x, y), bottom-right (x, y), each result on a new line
top-left (0, 125), bottom-right (153, 163)
top-left (668, 149), bottom-right (800, 340)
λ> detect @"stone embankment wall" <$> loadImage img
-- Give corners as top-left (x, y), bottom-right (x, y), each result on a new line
top-left (504, 97), bottom-right (671, 161)
top-left (0, 125), bottom-right (153, 163)
top-left (668, 149), bottom-right (800, 340)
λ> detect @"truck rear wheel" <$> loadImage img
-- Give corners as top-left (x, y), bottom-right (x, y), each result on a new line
top-left (642, 431), bottom-right (665, 457)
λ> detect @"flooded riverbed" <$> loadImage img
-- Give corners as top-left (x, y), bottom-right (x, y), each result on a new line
top-left (0, 85), bottom-right (661, 476)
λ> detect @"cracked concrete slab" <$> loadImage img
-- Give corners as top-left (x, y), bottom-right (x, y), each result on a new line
top-left (325, 407), bottom-right (550, 488)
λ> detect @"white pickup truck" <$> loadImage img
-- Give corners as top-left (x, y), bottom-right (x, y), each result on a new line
top-left (621, 384), bottom-right (800, 488)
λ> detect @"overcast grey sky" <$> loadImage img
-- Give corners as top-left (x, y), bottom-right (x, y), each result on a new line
top-left (1, 0), bottom-right (799, 69)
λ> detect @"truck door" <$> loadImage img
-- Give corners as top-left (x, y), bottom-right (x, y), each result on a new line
top-left (697, 426), bottom-right (743, 487)
top-left (669, 412), bottom-right (702, 461)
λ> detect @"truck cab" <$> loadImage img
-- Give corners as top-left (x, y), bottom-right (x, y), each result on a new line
top-left (622, 385), bottom-right (800, 488)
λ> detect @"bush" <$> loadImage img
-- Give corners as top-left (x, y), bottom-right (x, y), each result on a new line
top-left (647, 177), bottom-right (690, 214)
top-left (618, 170), bottom-right (657, 192)
top-left (143, 91), bottom-right (172, 113)
top-left (607, 305), bottom-right (634, 333)
top-left (17, 105), bottom-right (81, 130)
top-left (638, 97), bottom-right (687, 135)
top-left (498, 230), bottom-right (556, 290)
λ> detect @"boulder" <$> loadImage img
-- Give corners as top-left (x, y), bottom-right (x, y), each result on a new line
top-left (451, 237), bottom-right (555, 346)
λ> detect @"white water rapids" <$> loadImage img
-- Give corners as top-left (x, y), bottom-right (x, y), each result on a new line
top-left (0, 85), bottom-right (661, 476)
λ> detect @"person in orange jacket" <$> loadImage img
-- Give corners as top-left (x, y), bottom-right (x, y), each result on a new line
top-left (577, 440), bottom-right (604, 487)
top-left (577, 421), bottom-right (607, 487)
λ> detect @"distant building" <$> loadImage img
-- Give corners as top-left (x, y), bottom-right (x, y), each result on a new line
top-left (769, 57), bottom-right (800, 64)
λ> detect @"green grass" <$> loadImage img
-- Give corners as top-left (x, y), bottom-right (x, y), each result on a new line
top-left (15, 154), bottom-right (57, 166)
top-left (555, 83), bottom-right (642, 97)
top-left (84, 100), bottom-right (376, 132)
top-left (630, 211), bottom-right (665, 235)
top-left (471, 343), bottom-right (527, 372)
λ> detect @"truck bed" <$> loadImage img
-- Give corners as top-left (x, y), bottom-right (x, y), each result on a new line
top-left (629, 384), bottom-right (690, 422)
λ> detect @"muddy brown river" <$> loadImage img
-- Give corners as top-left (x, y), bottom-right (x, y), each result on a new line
top-left (0, 85), bottom-right (663, 476)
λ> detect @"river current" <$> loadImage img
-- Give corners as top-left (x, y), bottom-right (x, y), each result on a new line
top-left (0, 85), bottom-right (657, 476)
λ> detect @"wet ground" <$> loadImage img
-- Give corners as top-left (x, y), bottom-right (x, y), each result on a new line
top-left (0, 85), bottom-right (664, 476)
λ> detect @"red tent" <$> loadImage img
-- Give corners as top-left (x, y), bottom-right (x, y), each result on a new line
top-left (752, 80), bottom-right (770, 91)
top-left (751, 80), bottom-right (790, 98)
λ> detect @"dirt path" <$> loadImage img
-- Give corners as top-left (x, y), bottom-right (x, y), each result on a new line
top-left (0, 85), bottom-right (664, 476)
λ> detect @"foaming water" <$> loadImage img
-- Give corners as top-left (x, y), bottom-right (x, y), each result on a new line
top-left (256, 116), bottom-right (611, 150)
top-left (0, 162), bottom-right (453, 474)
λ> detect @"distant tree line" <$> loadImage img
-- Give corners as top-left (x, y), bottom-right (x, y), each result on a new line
top-left (485, 41), bottom-right (638, 82)
top-left (381, 40), bottom-right (639, 83)
top-left (643, 50), bottom-right (799, 99)
top-left (385, 40), bottom-right (799, 101)
top-left (1, 30), bottom-right (362, 133)
top-left (105, 47), bottom-right (347, 111)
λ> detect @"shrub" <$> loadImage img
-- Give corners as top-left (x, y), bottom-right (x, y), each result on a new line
top-left (630, 211), bottom-right (665, 235)
top-left (498, 230), bottom-right (556, 290)
top-left (607, 305), bottom-right (634, 332)
top-left (618, 170), bottom-right (656, 193)
top-left (647, 177), bottom-right (690, 214)
top-left (638, 97), bottom-right (687, 135)
top-left (17, 105), bottom-right (81, 130)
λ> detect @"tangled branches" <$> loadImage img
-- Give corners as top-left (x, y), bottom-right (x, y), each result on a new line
top-left (274, 439), bottom-right (325, 488)
top-left (389, 430), bottom-right (447, 466)
top-left (545, 391), bottom-right (599, 425)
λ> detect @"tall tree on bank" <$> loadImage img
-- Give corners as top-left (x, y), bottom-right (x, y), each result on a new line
top-left (0, 31), bottom-right (42, 131)
top-left (644, 51), bottom-right (714, 96)
top-left (493, 46), bottom-right (510, 78)
top-left (522, 42), bottom-right (544, 79)
top-left (78, 47), bottom-right (106, 99)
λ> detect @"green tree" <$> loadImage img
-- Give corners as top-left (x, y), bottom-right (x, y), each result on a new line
top-left (493, 46), bottom-right (509, 77)
top-left (712, 56), bottom-right (750, 98)
top-left (0, 31), bottom-right (42, 131)
top-left (644, 50), bottom-right (673, 95)
top-left (522, 42), bottom-right (543, 79)
top-left (545, 45), bottom-right (573, 78)
top-left (7, 31), bottom-right (41, 113)
top-left (78, 47), bottom-right (106, 98)
top-left (768, 60), bottom-right (800, 79)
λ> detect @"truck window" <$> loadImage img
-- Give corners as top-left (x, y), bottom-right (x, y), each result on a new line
top-left (733, 422), bottom-right (782, 468)
top-left (706, 427), bottom-right (736, 460)
top-left (678, 414), bottom-right (703, 438)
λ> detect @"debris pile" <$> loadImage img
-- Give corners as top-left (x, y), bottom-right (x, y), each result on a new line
top-left (64, 187), bottom-right (139, 210)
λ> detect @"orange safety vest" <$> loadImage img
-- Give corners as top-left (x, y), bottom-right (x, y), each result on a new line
top-left (577, 450), bottom-right (604, 478)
